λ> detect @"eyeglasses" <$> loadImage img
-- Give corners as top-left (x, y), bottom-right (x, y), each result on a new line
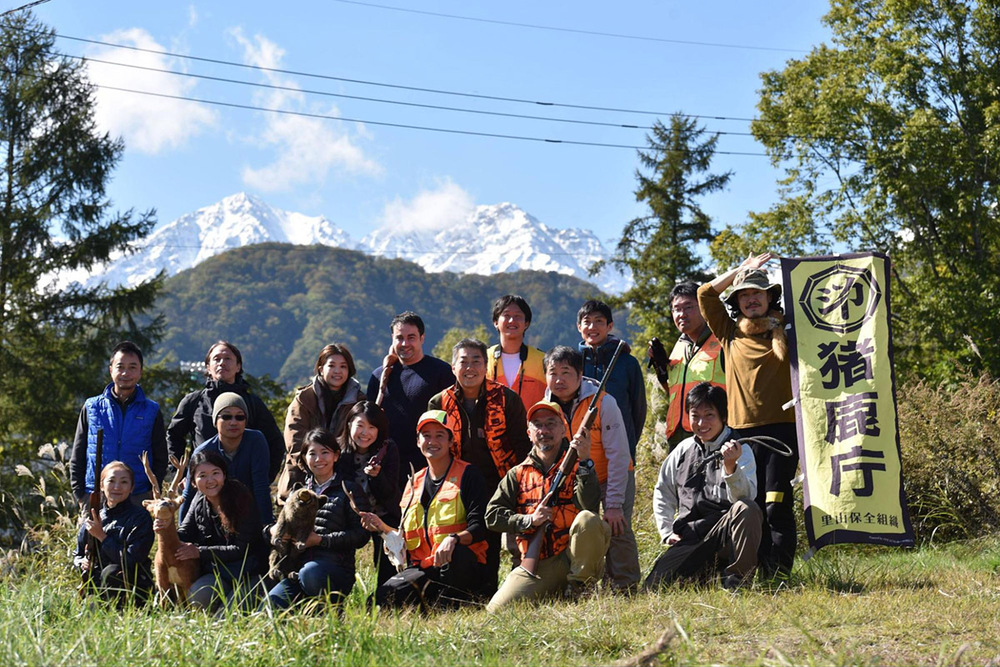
top-left (218, 414), bottom-right (246, 422)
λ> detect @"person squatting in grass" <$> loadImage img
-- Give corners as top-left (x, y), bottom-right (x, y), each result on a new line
top-left (645, 382), bottom-right (761, 590)
top-left (544, 346), bottom-right (642, 591)
top-left (699, 252), bottom-right (798, 577)
top-left (361, 410), bottom-right (490, 610)
top-left (485, 400), bottom-right (610, 611)
top-left (278, 343), bottom-right (364, 501)
top-left (335, 400), bottom-right (401, 587)
top-left (265, 428), bottom-right (370, 609)
top-left (179, 393), bottom-right (274, 526)
top-left (73, 461), bottom-right (155, 604)
top-left (164, 449), bottom-right (264, 610)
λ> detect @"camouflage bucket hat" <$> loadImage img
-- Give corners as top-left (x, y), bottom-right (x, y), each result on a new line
top-left (723, 268), bottom-right (782, 309)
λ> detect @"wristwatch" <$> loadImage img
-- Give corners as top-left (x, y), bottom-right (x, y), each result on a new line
top-left (578, 458), bottom-right (595, 470)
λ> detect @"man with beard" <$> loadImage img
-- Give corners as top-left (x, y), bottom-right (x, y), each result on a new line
top-left (698, 252), bottom-right (797, 577)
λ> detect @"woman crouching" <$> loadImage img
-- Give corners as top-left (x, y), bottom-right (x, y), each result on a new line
top-left (161, 450), bottom-right (263, 610)
top-left (73, 461), bottom-right (154, 603)
top-left (265, 428), bottom-right (370, 609)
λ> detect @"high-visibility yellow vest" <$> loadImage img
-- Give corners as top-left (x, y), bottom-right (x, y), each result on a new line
top-left (666, 332), bottom-right (726, 438)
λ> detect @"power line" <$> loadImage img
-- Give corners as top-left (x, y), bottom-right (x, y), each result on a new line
top-left (45, 30), bottom-right (762, 123)
top-left (330, 0), bottom-right (810, 54)
top-left (0, 0), bottom-right (52, 18)
top-left (68, 51), bottom-right (786, 139)
top-left (83, 81), bottom-right (779, 155)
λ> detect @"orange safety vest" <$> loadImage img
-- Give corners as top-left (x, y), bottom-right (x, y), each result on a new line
top-left (513, 453), bottom-right (578, 561)
top-left (665, 332), bottom-right (726, 437)
top-left (399, 458), bottom-right (488, 568)
top-left (487, 343), bottom-right (547, 410)
top-left (569, 395), bottom-right (633, 485)
top-left (439, 379), bottom-right (519, 478)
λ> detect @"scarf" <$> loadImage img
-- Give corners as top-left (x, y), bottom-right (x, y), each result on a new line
top-left (736, 309), bottom-right (788, 363)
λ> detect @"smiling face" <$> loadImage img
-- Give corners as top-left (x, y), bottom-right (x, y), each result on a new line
top-left (577, 313), bottom-right (613, 348)
top-left (545, 361), bottom-right (583, 403)
top-left (349, 413), bottom-right (378, 453)
top-left (109, 351), bottom-right (142, 399)
top-left (304, 441), bottom-right (339, 483)
top-left (215, 406), bottom-right (247, 445)
top-left (671, 294), bottom-right (707, 338)
top-left (494, 303), bottom-right (528, 343)
top-left (417, 422), bottom-right (452, 464)
top-left (207, 344), bottom-right (241, 384)
top-left (101, 466), bottom-right (134, 508)
top-left (392, 323), bottom-right (425, 366)
top-left (737, 288), bottom-right (769, 319)
top-left (452, 346), bottom-right (486, 396)
top-left (689, 403), bottom-right (724, 443)
top-left (320, 353), bottom-right (350, 390)
top-left (193, 462), bottom-right (226, 500)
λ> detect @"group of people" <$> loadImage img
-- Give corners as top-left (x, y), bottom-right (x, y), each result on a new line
top-left (70, 252), bottom-right (799, 612)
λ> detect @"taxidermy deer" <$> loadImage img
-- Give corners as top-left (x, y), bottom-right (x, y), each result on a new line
top-left (141, 451), bottom-right (199, 605)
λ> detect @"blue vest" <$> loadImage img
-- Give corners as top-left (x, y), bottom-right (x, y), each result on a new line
top-left (84, 383), bottom-right (160, 495)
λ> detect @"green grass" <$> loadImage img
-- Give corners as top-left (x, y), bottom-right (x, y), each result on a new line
top-left (3, 451), bottom-right (1000, 666)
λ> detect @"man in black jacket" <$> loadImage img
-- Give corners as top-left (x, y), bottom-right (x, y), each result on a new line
top-left (167, 341), bottom-right (284, 481)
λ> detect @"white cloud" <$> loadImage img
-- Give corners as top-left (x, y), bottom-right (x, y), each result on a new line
top-left (85, 28), bottom-right (217, 154)
top-left (187, 5), bottom-right (198, 28)
top-left (380, 180), bottom-right (476, 232)
top-left (229, 28), bottom-right (380, 192)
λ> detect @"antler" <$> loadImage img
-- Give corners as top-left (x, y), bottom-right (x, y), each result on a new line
top-left (167, 452), bottom-right (190, 499)
top-left (140, 451), bottom-right (161, 500)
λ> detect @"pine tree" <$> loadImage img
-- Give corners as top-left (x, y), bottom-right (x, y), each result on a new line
top-left (598, 113), bottom-right (730, 341)
top-left (0, 13), bottom-right (161, 441)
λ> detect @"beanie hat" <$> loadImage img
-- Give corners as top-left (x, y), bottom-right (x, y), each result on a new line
top-left (212, 392), bottom-right (248, 422)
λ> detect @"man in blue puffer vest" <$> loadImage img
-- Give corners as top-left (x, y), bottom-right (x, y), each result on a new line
top-left (70, 341), bottom-right (167, 507)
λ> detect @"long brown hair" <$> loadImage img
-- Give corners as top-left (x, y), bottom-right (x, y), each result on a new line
top-left (188, 450), bottom-right (252, 535)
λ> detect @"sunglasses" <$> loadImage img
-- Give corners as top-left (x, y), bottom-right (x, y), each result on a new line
top-left (218, 414), bottom-right (246, 422)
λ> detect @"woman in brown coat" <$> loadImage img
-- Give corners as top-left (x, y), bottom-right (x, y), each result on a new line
top-left (277, 344), bottom-right (362, 499)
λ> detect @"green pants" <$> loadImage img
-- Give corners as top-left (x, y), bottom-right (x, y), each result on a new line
top-left (487, 510), bottom-right (610, 612)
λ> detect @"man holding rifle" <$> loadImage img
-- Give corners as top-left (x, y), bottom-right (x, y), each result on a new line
top-left (543, 345), bottom-right (641, 592)
top-left (485, 400), bottom-right (609, 611)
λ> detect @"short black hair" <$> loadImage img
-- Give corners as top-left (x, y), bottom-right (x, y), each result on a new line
top-left (300, 428), bottom-right (340, 471)
top-left (543, 345), bottom-right (583, 373)
top-left (577, 299), bottom-right (613, 325)
top-left (491, 295), bottom-right (532, 325)
top-left (111, 341), bottom-right (144, 368)
top-left (452, 338), bottom-right (488, 364)
top-left (685, 382), bottom-right (728, 425)
top-left (390, 311), bottom-right (425, 336)
top-left (204, 341), bottom-right (244, 381)
top-left (669, 281), bottom-right (700, 304)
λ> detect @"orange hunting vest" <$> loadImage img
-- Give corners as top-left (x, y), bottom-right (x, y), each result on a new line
top-left (569, 395), bottom-right (633, 485)
top-left (487, 344), bottom-right (546, 410)
top-left (439, 379), bottom-right (519, 478)
top-left (513, 453), bottom-right (578, 561)
top-left (399, 458), bottom-right (488, 568)
top-left (665, 333), bottom-right (725, 437)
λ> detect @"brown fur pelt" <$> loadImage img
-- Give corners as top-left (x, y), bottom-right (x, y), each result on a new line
top-left (737, 309), bottom-right (788, 362)
top-left (268, 488), bottom-right (321, 581)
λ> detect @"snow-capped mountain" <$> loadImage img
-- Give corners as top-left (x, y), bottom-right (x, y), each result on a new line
top-left (80, 193), bottom-right (630, 294)
top-left (359, 202), bottom-right (630, 294)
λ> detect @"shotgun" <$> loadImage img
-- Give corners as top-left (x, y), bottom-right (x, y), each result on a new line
top-left (520, 340), bottom-right (626, 577)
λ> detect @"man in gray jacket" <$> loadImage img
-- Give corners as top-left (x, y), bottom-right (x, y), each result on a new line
top-left (645, 382), bottom-right (762, 590)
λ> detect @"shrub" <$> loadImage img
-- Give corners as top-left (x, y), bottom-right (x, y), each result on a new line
top-left (897, 375), bottom-right (1000, 542)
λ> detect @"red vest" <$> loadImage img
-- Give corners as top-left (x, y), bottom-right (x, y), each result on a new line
top-left (513, 453), bottom-right (578, 561)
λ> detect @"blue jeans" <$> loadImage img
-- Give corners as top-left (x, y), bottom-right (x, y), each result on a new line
top-left (266, 557), bottom-right (355, 609)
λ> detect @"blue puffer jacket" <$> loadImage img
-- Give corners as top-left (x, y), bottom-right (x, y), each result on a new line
top-left (578, 336), bottom-right (648, 461)
top-left (84, 384), bottom-right (160, 495)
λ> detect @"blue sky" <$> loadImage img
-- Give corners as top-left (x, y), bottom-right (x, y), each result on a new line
top-left (29, 0), bottom-right (831, 250)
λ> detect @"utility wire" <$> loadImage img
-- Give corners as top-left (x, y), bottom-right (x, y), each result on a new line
top-left (0, 0), bottom-right (52, 18)
top-left (330, 0), bottom-right (810, 54)
top-left (69, 51), bottom-right (794, 139)
top-left (42, 30), bottom-right (763, 122)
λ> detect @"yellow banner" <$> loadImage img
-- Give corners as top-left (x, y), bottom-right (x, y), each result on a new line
top-left (781, 253), bottom-right (913, 549)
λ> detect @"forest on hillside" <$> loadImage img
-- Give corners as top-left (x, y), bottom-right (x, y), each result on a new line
top-left (152, 243), bottom-right (625, 387)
